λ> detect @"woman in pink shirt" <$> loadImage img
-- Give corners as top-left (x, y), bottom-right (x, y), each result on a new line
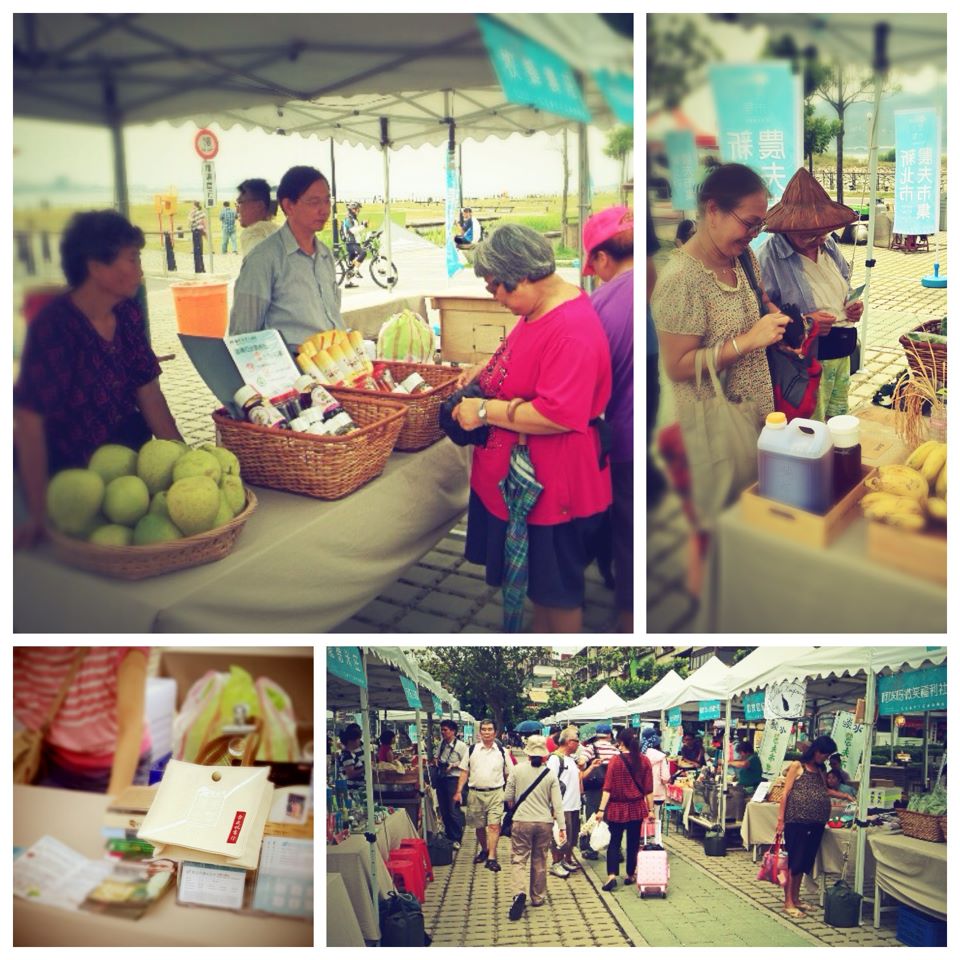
top-left (452, 223), bottom-right (612, 633)
top-left (13, 647), bottom-right (151, 796)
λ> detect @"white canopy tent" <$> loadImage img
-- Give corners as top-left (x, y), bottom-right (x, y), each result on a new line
top-left (709, 13), bottom-right (948, 352)
top-left (603, 668), bottom-right (686, 721)
top-left (661, 656), bottom-right (732, 712)
top-left (542, 683), bottom-right (627, 724)
top-left (13, 13), bottom-right (632, 275)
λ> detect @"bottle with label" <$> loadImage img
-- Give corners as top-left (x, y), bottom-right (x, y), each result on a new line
top-left (293, 373), bottom-right (358, 435)
top-left (347, 330), bottom-right (375, 376)
top-left (397, 371), bottom-right (431, 394)
top-left (326, 343), bottom-right (359, 383)
top-left (311, 349), bottom-right (346, 386)
top-left (757, 413), bottom-right (834, 513)
top-left (827, 415), bottom-right (862, 500)
top-left (270, 389), bottom-right (302, 422)
top-left (296, 353), bottom-right (325, 383)
top-left (234, 384), bottom-right (289, 428)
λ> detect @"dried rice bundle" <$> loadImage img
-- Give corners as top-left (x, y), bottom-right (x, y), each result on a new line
top-left (891, 356), bottom-right (947, 451)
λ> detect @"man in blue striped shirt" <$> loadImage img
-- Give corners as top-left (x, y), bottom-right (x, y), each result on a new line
top-left (219, 201), bottom-right (238, 254)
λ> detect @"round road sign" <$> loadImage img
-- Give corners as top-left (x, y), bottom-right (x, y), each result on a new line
top-left (194, 128), bottom-right (219, 160)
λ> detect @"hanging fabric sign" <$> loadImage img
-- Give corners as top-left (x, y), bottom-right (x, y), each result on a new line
top-left (408, 724), bottom-right (418, 743)
top-left (399, 676), bottom-right (423, 710)
top-left (327, 647), bottom-right (366, 689)
top-left (757, 717), bottom-right (793, 778)
top-left (743, 691), bottom-right (765, 721)
top-left (593, 68), bottom-right (633, 125)
top-left (893, 109), bottom-right (942, 236)
top-left (709, 62), bottom-right (802, 203)
top-left (445, 147), bottom-right (465, 278)
top-left (667, 707), bottom-right (682, 727)
top-left (432, 695), bottom-right (443, 716)
top-left (699, 700), bottom-right (721, 721)
top-left (830, 710), bottom-right (867, 781)
top-left (877, 664), bottom-right (947, 715)
top-left (665, 129), bottom-right (699, 211)
top-left (630, 715), bottom-right (641, 728)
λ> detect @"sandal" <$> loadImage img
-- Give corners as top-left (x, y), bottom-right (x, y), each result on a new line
top-left (784, 906), bottom-right (804, 919)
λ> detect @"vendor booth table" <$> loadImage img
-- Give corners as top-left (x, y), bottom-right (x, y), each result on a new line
top-left (702, 406), bottom-right (947, 633)
top-left (326, 810), bottom-right (418, 943)
top-left (326, 873), bottom-right (365, 947)
top-left (14, 441), bottom-right (470, 632)
top-left (867, 832), bottom-right (947, 927)
top-left (14, 785), bottom-right (311, 947)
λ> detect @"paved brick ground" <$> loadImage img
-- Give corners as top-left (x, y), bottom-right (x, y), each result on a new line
top-left (647, 227), bottom-right (949, 632)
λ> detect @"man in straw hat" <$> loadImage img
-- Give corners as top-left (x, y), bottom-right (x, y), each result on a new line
top-left (757, 167), bottom-right (865, 422)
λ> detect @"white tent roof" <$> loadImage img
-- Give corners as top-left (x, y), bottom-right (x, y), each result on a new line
top-left (662, 656), bottom-right (732, 710)
top-left (13, 14), bottom-right (630, 146)
top-left (551, 683), bottom-right (627, 722)
top-left (611, 669), bottom-right (686, 718)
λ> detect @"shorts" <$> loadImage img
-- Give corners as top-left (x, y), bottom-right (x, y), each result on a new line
top-left (466, 786), bottom-right (505, 828)
top-left (610, 460), bottom-right (633, 612)
top-left (783, 821), bottom-right (826, 876)
top-left (464, 491), bottom-right (604, 609)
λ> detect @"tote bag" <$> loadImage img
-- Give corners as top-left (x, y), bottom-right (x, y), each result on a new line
top-left (678, 347), bottom-right (763, 530)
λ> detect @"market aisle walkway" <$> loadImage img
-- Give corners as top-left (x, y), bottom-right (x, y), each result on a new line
top-left (422, 833), bottom-right (642, 947)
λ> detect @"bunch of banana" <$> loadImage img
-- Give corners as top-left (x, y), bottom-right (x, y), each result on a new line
top-left (860, 491), bottom-right (927, 530)
top-left (864, 464), bottom-right (929, 502)
top-left (905, 440), bottom-right (947, 491)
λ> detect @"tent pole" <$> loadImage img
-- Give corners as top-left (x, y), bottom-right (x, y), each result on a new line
top-left (577, 71), bottom-right (592, 292)
top-left (359, 650), bottom-right (379, 932)
top-left (853, 666), bottom-right (876, 907)
top-left (458, 142), bottom-right (464, 212)
top-left (380, 117), bottom-right (393, 276)
top-left (416, 705), bottom-right (425, 840)
top-left (718, 698), bottom-right (731, 833)
top-left (330, 138), bottom-right (339, 245)
top-left (922, 711), bottom-right (930, 789)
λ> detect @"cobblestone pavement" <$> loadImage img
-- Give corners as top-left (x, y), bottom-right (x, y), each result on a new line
top-left (422, 831), bottom-right (642, 947)
top-left (647, 227), bottom-right (949, 632)
top-left (579, 820), bottom-right (903, 947)
top-left (13, 225), bottom-right (619, 634)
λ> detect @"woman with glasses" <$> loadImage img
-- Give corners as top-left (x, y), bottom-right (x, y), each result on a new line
top-left (756, 167), bottom-right (862, 423)
top-left (651, 163), bottom-right (790, 596)
top-left (451, 223), bottom-right (612, 633)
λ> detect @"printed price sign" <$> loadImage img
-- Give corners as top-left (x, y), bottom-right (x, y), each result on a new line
top-left (327, 647), bottom-right (366, 689)
top-left (225, 329), bottom-right (301, 401)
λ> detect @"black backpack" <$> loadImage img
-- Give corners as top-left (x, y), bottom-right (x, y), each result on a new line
top-left (427, 832), bottom-right (454, 867)
top-left (549, 753), bottom-right (568, 797)
top-left (379, 891), bottom-right (428, 947)
top-left (584, 744), bottom-right (609, 789)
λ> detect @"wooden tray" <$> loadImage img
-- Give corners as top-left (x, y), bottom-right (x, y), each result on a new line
top-left (740, 464), bottom-right (876, 549)
top-left (866, 520), bottom-right (947, 585)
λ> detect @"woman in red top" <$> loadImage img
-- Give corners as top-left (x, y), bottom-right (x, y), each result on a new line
top-left (453, 223), bottom-right (613, 633)
top-left (376, 728), bottom-right (397, 764)
top-left (594, 727), bottom-right (655, 891)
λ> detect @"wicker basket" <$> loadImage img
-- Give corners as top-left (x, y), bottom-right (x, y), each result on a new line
top-left (330, 361), bottom-right (460, 451)
top-left (938, 815), bottom-right (947, 841)
top-left (212, 394), bottom-right (406, 499)
top-left (896, 809), bottom-right (945, 842)
top-left (47, 490), bottom-right (258, 581)
top-left (900, 318), bottom-right (947, 387)
top-left (766, 782), bottom-right (785, 804)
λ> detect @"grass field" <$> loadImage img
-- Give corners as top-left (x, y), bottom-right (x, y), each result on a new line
top-left (13, 191), bottom-right (624, 263)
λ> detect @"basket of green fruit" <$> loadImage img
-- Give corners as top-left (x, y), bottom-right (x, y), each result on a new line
top-left (897, 787), bottom-right (947, 842)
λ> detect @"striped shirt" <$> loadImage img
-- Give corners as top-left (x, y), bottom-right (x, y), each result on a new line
top-left (220, 207), bottom-right (238, 231)
top-left (582, 737), bottom-right (620, 765)
top-left (13, 647), bottom-right (150, 770)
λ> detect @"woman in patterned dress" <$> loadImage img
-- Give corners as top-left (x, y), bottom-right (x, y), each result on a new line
top-left (651, 163), bottom-right (790, 595)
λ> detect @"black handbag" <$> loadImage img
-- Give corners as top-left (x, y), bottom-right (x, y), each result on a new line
top-left (379, 891), bottom-right (428, 947)
top-left (501, 768), bottom-right (549, 838)
top-left (437, 382), bottom-right (490, 447)
top-left (427, 833), bottom-right (454, 867)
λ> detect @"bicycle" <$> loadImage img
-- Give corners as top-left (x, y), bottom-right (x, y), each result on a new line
top-left (334, 229), bottom-right (399, 289)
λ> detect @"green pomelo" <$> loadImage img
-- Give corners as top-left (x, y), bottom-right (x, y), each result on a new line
top-left (149, 490), bottom-right (170, 519)
top-left (133, 513), bottom-right (184, 545)
top-left (46, 469), bottom-right (105, 536)
top-left (88, 523), bottom-right (134, 547)
top-left (137, 439), bottom-right (186, 495)
top-left (103, 475), bottom-right (150, 526)
top-left (213, 492), bottom-right (234, 528)
top-left (167, 476), bottom-right (221, 536)
top-left (172, 449), bottom-right (222, 485)
top-left (88, 444), bottom-right (138, 484)
top-left (202, 443), bottom-right (241, 478)
top-left (219, 475), bottom-right (246, 516)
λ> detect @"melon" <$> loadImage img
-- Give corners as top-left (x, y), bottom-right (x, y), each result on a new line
top-left (376, 309), bottom-right (434, 362)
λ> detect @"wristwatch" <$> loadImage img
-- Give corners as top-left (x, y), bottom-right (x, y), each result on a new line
top-left (477, 399), bottom-right (488, 422)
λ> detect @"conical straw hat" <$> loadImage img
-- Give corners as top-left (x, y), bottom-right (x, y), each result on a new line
top-left (764, 167), bottom-right (858, 233)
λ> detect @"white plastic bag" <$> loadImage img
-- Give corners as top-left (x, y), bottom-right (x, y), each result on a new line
top-left (590, 820), bottom-right (611, 852)
top-left (552, 821), bottom-right (564, 847)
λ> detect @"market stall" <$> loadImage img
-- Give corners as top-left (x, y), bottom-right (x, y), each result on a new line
top-left (13, 785), bottom-right (311, 947)
top-left (15, 440), bottom-right (469, 632)
top-left (327, 874), bottom-right (365, 948)
top-left (542, 684), bottom-right (627, 725)
top-left (868, 832), bottom-right (947, 925)
top-left (702, 406), bottom-right (947, 633)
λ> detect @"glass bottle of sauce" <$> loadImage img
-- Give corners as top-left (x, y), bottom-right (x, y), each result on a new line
top-left (827, 414), bottom-right (862, 500)
top-left (234, 384), bottom-right (288, 428)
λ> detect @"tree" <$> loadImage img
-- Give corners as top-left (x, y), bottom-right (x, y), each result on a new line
top-left (647, 14), bottom-right (720, 115)
top-left (805, 104), bottom-right (841, 173)
top-left (603, 126), bottom-right (633, 205)
top-left (415, 647), bottom-right (547, 734)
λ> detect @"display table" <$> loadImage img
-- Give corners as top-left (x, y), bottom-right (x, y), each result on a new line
top-left (13, 785), bottom-right (311, 947)
top-left (373, 809), bottom-right (419, 863)
top-left (326, 833), bottom-right (397, 941)
top-left (867, 832), bottom-right (947, 925)
top-left (14, 440), bottom-right (470, 632)
top-left (326, 873), bottom-right (365, 947)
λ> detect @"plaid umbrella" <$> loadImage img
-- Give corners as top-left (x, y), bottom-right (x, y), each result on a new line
top-left (498, 442), bottom-right (543, 632)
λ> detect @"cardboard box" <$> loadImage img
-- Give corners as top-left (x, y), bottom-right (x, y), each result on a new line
top-left (740, 465), bottom-right (876, 549)
top-left (429, 295), bottom-right (518, 364)
top-left (866, 520), bottom-right (947, 585)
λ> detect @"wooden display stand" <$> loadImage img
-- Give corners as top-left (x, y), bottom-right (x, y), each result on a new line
top-left (740, 465), bottom-right (876, 549)
top-left (866, 522), bottom-right (947, 585)
top-left (429, 295), bottom-right (518, 364)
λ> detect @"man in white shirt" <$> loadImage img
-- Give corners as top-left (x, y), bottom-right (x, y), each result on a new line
top-left (547, 726), bottom-right (590, 877)
top-left (454, 718), bottom-right (515, 873)
top-left (236, 178), bottom-right (278, 258)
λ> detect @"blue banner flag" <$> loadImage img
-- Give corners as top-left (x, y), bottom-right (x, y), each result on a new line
top-left (408, 724), bottom-right (418, 743)
top-left (893, 109), bottom-right (941, 236)
top-left (445, 148), bottom-right (465, 278)
top-left (743, 691), bottom-right (765, 722)
top-left (667, 707), bottom-right (682, 727)
top-left (399, 676), bottom-right (423, 710)
top-left (665, 129), bottom-right (699, 212)
top-left (432, 694), bottom-right (443, 716)
top-left (542, 725), bottom-right (552, 737)
top-left (630, 714), bottom-right (641, 728)
top-left (699, 700), bottom-right (721, 721)
top-left (463, 724), bottom-right (475, 740)
top-left (327, 647), bottom-right (366, 689)
top-left (593, 69), bottom-right (633, 125)
top-left (709, 62), bottom-right (802, 202)
top-left (477, 14), bottom-right (591, 123)
top-left (877, 664), bottom-right (947, 715)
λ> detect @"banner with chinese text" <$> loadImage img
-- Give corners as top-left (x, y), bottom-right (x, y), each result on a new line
top-left (665, 129), bottom-right (700, 212)
top-left (743, 690), bottom-right (765, 721)
top-left (877, 663), bottom-right (947, 715)
top-left (667, 707), bottom-right (682, 727)
top-left (893, 109), bottom-right (941, 235)
top-left (830, 711), bottom-right (867, 781)
top-left (327, 647), bottom-right (366, 688)
top-left (757, 717), bottom-right (793, 778)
